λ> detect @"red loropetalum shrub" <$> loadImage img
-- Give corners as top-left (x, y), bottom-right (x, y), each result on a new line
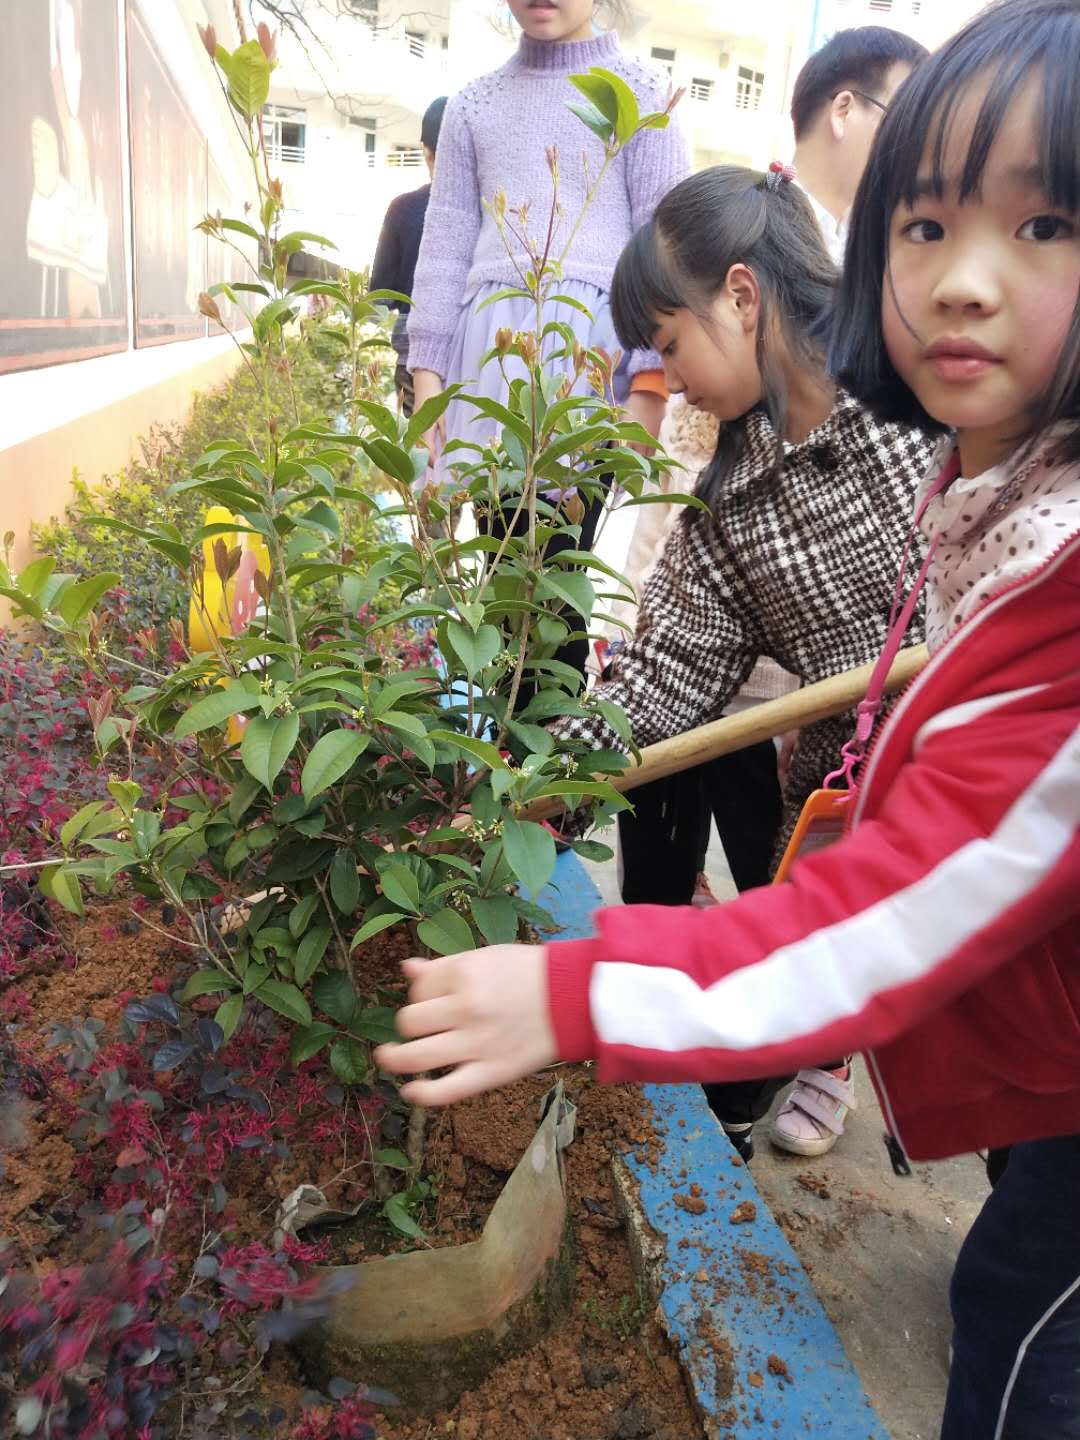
top-left (0, 632), bottom-right (107, 863)
top-left (0, 991), bottom-right (399, 1438)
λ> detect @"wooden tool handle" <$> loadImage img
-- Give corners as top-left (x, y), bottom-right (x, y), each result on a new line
top-left (521, 644), bottom-right (928, 822)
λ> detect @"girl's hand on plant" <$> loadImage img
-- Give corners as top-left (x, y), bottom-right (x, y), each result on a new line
top-left (374, 945), bottom-right (557, 1105)
top-left (411, 369), bottom-right (447, 460)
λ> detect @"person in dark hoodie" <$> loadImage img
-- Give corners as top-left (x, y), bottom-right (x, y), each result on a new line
top-left (369, 95), bottom-right (447, 415)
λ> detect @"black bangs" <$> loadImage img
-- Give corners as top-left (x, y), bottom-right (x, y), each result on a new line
top-left (893, 7), bottom-right (1080, 212)
top-left (609, 220), bottom-right (692, 354)
top-left (834, 0), bottom-right (1080, 446)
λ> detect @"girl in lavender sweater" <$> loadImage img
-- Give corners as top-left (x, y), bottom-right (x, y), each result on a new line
top-left (407, 0), bottom-right (688, 475)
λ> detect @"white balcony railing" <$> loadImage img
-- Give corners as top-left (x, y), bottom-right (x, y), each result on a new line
top-left (361, 148), bottom-right (426, 170)
top-left (266, 142), bottom-right (306, 165)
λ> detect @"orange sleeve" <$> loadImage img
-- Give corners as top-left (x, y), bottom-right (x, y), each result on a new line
top-left (629, 369), bottom-right (669, 400)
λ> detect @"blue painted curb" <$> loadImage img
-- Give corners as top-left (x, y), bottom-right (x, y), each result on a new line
top-left (541, 852), bottom-right (890, 1440)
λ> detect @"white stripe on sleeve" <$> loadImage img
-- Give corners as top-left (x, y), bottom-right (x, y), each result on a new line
top-left (591, 721), bottom-right (1080, 1055)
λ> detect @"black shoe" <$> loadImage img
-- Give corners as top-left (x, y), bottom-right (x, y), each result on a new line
top-left (721, 1121), bottom-right (755, 1163)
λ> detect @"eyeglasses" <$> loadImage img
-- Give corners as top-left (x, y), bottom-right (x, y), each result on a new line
top-left (838, 88), bottom-right (889, 115)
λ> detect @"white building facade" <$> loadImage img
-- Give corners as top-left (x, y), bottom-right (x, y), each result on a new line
top-left (260, 0), bottom-right (984, 275)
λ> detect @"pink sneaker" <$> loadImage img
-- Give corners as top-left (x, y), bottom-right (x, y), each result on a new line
top-left (770, 1063), bottom-right (856, 1157)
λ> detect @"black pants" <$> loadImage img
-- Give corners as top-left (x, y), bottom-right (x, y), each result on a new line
top-left (618, 747), bottom-right (842, 1127)
top-left (618, 747), bottom-right (782, 904)
top-left (943, 1132), bottom-right (1080, 1437)
top-left (486, 475), bottom-right (608, 688)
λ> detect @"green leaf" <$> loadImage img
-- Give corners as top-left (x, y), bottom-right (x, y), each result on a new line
top-left (569, 71), bottom-right (620, 127)
top-left (350, 1006), bottom-right (399, 1044)
top-left (215, 993), bottom-right (244, 1042)
top-left (291, 1022), bottom-right (338, 1065)
top-left (228, 772), bottom-right (263, 824)
top-left (301, 729), bottom-right (370, 801)
top-left (471, 894), bottom-right (519, 945)
top-left (330, 849), bottom-right (361, 916)
top-left (545, 291), bottom-right (595, 318)
top-left (417, 908), bottom-right (474, 957)
top-left (429, 729), bottom-right (508, 771)
top-left (294, 925), bottom-right (332, 986)
top-left (364, 436), bottom-right (416, 486)
top-left (181, 969), bottom-right (237, 1001)
top-left (539, 570), bottom-right (595, 619)
top-left (446, 621), bottom-right (501, 681)
top-left (617, 490), bottom-right (709, 512)
top-left (56, 573), bottom-right (121, 626)
top-left (241, 712), bottom-right (300, 791)
top-left (350, 910), bottom-right (407, 948)
top-left (313, 970), bottom-right (358, 1027)
top-left (275, 228), bottom-right (338, 252)
top-left (219, 216), bottom-right (263, 242)
top-left (458, 394), bottom-right (532, 447)
top-left (379, 709), bottom-right (428, 740)
top-left (457, 600), bottom-right (486, 632)
top-left (565, 98), bottom-right (613, 142)
top-left (595, 698), bottom-right (634, 746)
top-left (289, 892), bottom-right (321, 938)
top-left (384, 1193), bottom-right (426, 1239)
top-left (370, 677), bottom-right (429, 717)
top-left (577, 66), bottom-right (641, 145)
top-left (571, 839), bottom-right (615, 863)
top-left (532, 780), bottom-right (630, 810)
top-left (379, 864), bottom-right (420, 915)
top-left (242, 963), bottom-right (271, 995)
top-left (60, 800), bottom-right (108, 849)
top-left (374, 1147), bottom-right (410, 1169)
top-left (330, 1036), bottom-right (368, 1085)
top-left (16, 555), bottom-right (56, 599)
top-left (0, 586), bottom-right (43, 620)
top-left (175, 682), bottom-right (260, 738)
top-left (501, 818), bottom-right (556, 898)
top-left (226, 40), bottom-right (272, 117)
top-left (254, 979), bottom-right (312, 1027)
top-left (38, 864), bottom-right (84, 917)
top-left (404, 385), bottom-right (460, 449)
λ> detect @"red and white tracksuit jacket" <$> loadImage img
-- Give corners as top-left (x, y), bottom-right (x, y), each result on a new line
top-left (547, 442), bottom-right (1080, 1162)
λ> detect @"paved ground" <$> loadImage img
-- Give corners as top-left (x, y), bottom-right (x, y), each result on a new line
top-left (576, 833), bottom-right (988, 1440)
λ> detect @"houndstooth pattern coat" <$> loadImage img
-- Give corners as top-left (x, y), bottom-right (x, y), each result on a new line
top-left (556, 391), bottom-right (936, 855)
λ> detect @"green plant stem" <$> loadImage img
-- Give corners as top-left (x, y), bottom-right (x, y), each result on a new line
top-left (313, 871), bottom-right (350, 969)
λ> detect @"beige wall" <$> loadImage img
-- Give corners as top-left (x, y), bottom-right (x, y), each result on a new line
top-left (1, 347), bottom-right (239, 623)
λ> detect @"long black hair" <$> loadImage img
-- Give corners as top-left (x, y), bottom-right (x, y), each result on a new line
top-left (610, 165), bottom-right (837, 513)
top-left (833, 0), bottom-right (1080, 462)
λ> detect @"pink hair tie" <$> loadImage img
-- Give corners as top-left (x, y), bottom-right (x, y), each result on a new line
top-left (765, 160), bottom-right (797, 192)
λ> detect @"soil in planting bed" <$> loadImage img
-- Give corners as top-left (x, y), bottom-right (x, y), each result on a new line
top-left (3, 902), bottom-right (705, 1439)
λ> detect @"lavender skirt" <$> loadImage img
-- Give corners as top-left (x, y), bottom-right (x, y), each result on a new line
top-left (433, 279), bottom-right (630, 484)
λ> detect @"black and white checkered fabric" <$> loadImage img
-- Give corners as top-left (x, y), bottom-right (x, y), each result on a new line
top-left (557, 390), bottom-right (935, 849)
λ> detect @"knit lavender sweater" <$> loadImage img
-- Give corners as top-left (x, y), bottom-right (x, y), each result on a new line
top-left (406, 30), bottom-right (688, 379)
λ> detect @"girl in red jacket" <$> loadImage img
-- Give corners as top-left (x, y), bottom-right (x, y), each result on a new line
top-left (379, 1), bottom-right (1080, 1431)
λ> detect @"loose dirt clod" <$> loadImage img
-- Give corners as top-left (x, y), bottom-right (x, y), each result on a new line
top-left (730, 1200), bottom-right (758, 1225)
top-left (767, 1352), bottom-right (793, 1383)
top-left (674, 1191), bottom-right (707, 1215)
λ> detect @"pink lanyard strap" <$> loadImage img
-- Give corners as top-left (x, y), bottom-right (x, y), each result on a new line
top-left (823, 451), bottom-right (959, 794)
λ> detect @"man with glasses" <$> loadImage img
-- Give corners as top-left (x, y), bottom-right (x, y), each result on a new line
top-left (789, 26), bottom-right (927, 263)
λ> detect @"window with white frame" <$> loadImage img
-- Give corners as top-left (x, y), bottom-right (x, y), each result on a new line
top-left (734, 65), bottom-right (765, 111)
top-left (690, 77), bottom-right (714, 102)
top-left (349, 116), bottom-right (378, 165)
top-left (650, 46), bottom-right (676, 77)
top-left (262, 104), bottom-right (306, 163)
